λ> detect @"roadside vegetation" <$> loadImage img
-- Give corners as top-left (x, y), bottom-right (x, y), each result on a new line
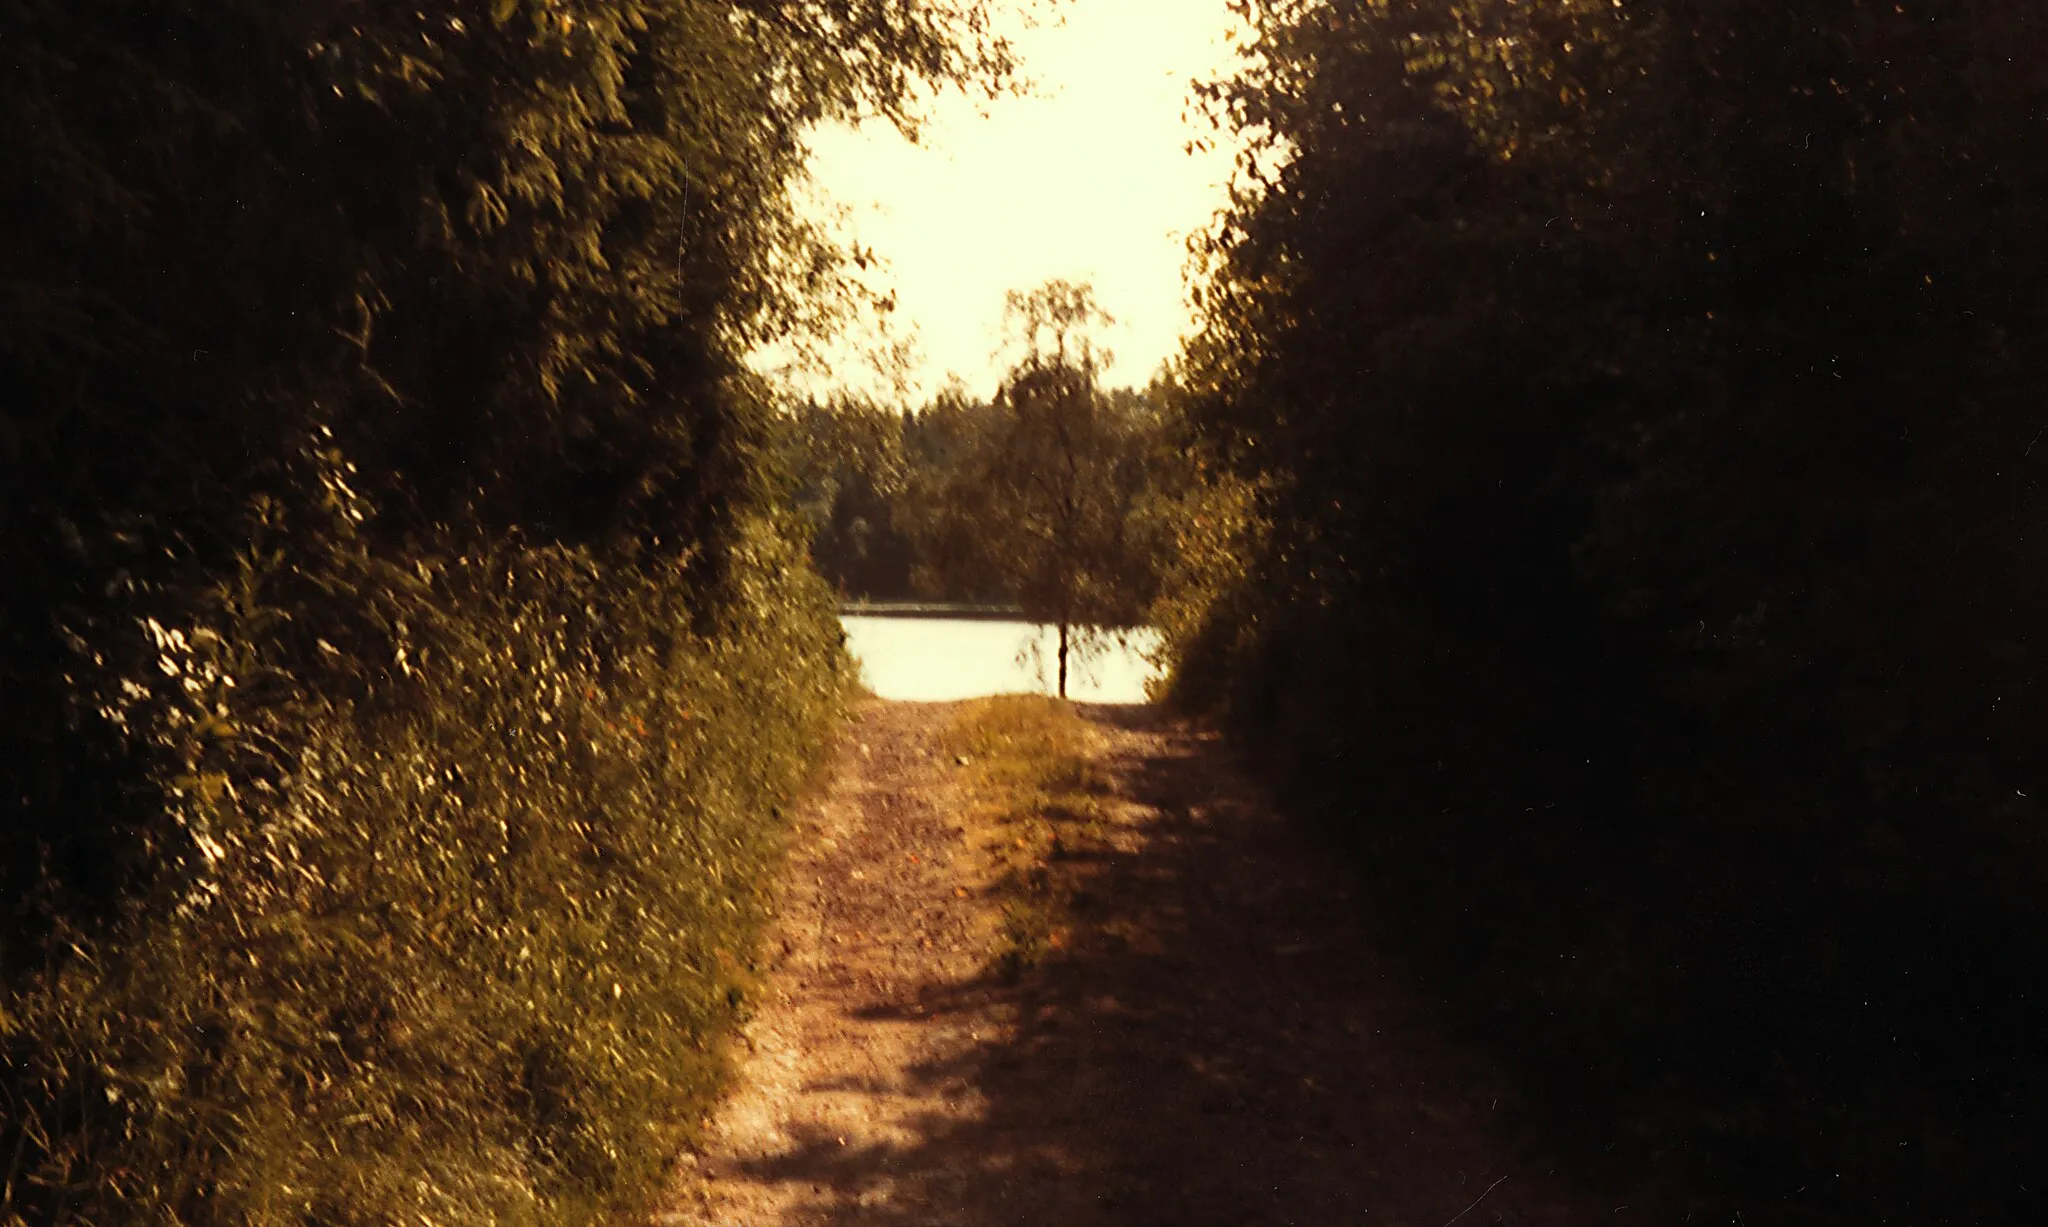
top-left (1153, 0), bottom-right (2048, 1220)
top-left (0, 3), bottom-right (1002, 1224)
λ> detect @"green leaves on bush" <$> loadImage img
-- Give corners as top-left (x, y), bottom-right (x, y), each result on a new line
top-left (3, 512), bottom-right (852, 1226)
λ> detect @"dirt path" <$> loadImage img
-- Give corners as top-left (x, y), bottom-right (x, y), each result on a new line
top-left (658, 700), bottom-right (1653, 1227)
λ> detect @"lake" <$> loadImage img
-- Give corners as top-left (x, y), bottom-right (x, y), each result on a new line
top-left (839, 613), bottom-right (1163, 703)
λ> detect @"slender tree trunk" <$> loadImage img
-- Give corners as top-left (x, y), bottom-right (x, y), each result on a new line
top-left (1057, 617), bottom-right (1070, 699)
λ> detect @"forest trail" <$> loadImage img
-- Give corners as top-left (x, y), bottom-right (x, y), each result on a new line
top-left (657, 700), bottom-right (1643, 1227)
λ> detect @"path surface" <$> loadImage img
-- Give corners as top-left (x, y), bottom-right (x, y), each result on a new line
top-left (658, 700), bottom-right (1648, 1226)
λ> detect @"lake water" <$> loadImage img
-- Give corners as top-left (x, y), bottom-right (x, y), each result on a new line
top-left (839, 615), bottom-right (1163, 703)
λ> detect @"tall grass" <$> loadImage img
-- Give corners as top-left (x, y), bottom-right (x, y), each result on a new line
top-left (1, 508), bottom-right (851, 1226)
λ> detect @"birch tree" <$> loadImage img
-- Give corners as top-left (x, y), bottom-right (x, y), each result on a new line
top-left (907, 281), bottom-right (1156, 697)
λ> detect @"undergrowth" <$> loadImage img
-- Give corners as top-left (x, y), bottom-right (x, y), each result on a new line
top-left (0, 509), bottom-right (852, 1226)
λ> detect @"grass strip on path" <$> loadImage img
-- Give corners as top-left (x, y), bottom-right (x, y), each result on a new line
top-left (939, 697), bottom-right (1116, 975)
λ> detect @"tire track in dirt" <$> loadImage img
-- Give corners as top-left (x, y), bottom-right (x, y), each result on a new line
top-left (657, 700), bottom-right (1661, 1226)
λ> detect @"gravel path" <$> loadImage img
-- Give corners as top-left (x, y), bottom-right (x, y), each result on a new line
top-left (657, 700), bottom-right (1655, 1227)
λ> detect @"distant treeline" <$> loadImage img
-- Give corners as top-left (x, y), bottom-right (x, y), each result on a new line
top-left (1156, 1), bottom-right (2048, 1221)
top-left (781, 399), bottom-right (924, 602)
top-left (783, 384), bottom-right (1164, 606)
top-left (0, 3), bottom-right (1000, 1224)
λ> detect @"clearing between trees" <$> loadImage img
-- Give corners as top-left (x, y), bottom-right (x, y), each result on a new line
top-left (658, 698), bottom-right (1664, 1227)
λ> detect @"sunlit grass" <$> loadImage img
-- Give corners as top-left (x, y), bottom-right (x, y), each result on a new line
top-left (941, 696), bottom-right (1113, 974)
top-left (1, 521), bottom-right (853, 1227)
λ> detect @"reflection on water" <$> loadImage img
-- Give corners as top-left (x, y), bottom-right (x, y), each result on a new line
top-left (840, 615), bottom-right (1162, 703)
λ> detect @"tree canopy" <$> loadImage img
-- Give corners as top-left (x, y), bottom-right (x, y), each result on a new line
top-left (1158, 0), bottom-right (2048, 1217)
top-left (2, 0), bottom-right (1011, 919)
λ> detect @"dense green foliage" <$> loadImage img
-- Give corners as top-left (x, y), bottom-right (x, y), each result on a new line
top-left (780, 397), bottom-right (921, 600)
top-left (3, 522), bottom-right (848, 1225)
top-left (1163, 0), bottom-right (2048, 1219)
top-left (2, 2), bottom-right (1002, 1222)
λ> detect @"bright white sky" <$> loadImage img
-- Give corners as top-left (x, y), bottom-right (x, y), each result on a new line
top-left (756, 0), bottom-right (1251, 402)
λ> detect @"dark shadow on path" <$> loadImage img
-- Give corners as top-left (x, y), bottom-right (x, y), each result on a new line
top-left (719, 704), bottom-right (1664, 1227)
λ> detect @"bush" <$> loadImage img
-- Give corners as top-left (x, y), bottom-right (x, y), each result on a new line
top-left (0, 502), bottom-right (852, 1226)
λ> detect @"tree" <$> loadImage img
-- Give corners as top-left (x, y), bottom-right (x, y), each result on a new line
top-left (1163, 0), bottom-right (2048, 1217)
top-left (1, 0), bottom-right (1013, 915)
top-left (906, 282), bottom-right (1157, 697)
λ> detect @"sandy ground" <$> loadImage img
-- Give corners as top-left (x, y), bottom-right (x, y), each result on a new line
top-left (655, 700), bottom-right (1655, 1227)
